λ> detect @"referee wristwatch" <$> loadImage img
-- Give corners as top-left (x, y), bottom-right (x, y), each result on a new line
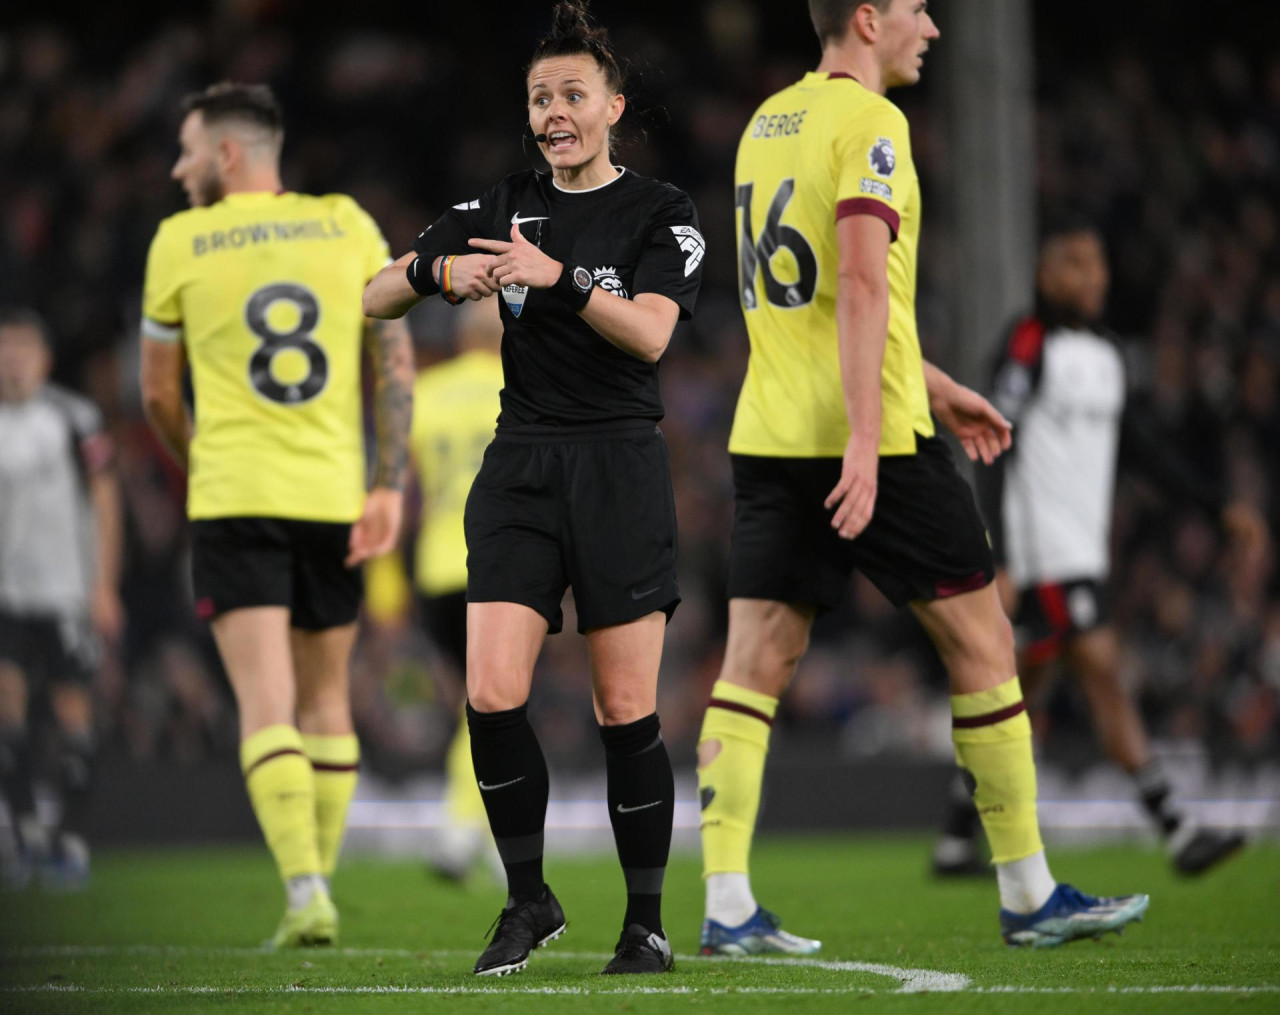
top-left (554, 264), bottom-right (594, 312)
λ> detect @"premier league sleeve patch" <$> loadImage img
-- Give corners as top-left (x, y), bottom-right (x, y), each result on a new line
top-left (867, 136), bottom-right (896, 177)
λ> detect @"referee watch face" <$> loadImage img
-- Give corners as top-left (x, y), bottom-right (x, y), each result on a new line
top-left (571, 266), bottom-right (593, 293)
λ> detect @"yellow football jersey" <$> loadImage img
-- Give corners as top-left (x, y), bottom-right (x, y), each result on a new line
top-left (728, 72), bottom-right (934, 458)
top-left (410, 350), bottom-right (504, 596)
top-left (142, 191), bottom-right (390, 521)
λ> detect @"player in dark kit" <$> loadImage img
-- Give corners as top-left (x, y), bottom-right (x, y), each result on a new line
top-left (363, 1), bottom-right (704, 977)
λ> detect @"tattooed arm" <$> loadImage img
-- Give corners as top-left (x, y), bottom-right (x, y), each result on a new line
top-left (346, 316), bottom-right (414, 566)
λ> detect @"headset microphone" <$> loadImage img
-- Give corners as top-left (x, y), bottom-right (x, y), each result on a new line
top-left (521, 128), bottom-right (551, 175)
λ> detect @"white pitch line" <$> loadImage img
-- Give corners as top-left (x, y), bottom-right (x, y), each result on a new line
top-left (2, 944), bottom-right (963, 992)
top-left (3, 984), bottom-right (1279, 997)
top-left (2, 945), bottom-right (1276, 997)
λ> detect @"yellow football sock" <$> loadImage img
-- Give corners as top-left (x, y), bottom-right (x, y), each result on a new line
top-left (444, 707), bottom-right (486, 827)
top-left (241, 725), bottom-right (322, 882)
top-left (951, 677), bottom-right (1044, 863)
top-left (698, 680), bottom-right (779, 877)
top-left (300, 733), bottom-right (360, 878)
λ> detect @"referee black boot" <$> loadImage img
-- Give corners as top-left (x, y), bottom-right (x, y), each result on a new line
top-left (601, 924), bottom-right (674, 974)
top-left (473, 885), bottom-right (566, 976)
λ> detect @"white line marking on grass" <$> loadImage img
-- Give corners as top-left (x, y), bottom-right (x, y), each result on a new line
top-left (4, 984), bottom-right (1280, 997)
top-left (2, 945), bottom-right (962, 993)
top-left (666, 953), bottom-right (970, 993)
top-left (3, 945), bottom-right (1276, 997)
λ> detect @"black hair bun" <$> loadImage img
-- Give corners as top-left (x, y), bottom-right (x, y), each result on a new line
top-left (549, 1), bottom-right (593, 39)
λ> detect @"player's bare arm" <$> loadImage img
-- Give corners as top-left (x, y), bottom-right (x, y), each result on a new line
top-left (824, 213), bottom-right (890, 540)
top-left (363, 252), bottom-right (424, 319)
top-left (921, 361), bottom-right (1012, 465)
top-left (87, 465), bottom-right (125, 641)
top-left (470, 224), bottom-right (680, 363)
top-left (364, 251), bottom-right (499, 319)
top-left (348, 316), bottom-right (414, 566)
top-left (139, 336), bottom-right (193, 470)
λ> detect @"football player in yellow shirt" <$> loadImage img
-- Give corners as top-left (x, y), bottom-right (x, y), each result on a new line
top-left (139, 83), bottom-right (413, 947)
top-left (696, 0), bottom-right (1148, 953)
top-left (410, 298), bottom-right (503, 880)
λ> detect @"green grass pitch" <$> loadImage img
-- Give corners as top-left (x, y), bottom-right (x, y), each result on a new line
top-left (1, 835), bottom-right (1277, 1013)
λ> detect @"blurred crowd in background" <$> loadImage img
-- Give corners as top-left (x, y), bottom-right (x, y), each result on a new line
top-left (1, 1), bottom-right (1277, 780)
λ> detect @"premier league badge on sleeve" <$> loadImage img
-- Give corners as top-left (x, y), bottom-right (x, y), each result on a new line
top-left (592, 267), bottom-right (628, 299)
top-left (868, 136), bottom-right (896, 177)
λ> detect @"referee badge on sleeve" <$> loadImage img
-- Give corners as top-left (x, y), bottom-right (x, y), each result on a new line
top-left (501, 282), bottom-right (529, 317)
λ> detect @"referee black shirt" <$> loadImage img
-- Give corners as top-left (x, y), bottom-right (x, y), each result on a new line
top-left (412, 168), bottom-right (705, 429)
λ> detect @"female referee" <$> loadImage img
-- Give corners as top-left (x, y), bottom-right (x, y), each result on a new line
top-left (363, 0), bottom-right (703, 978)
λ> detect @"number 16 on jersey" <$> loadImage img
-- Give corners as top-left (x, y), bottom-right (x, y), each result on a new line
top-left (735, 179), bottom-right (817, 312)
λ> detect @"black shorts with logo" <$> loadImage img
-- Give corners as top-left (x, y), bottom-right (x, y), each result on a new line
top-left (190, 517), bottom-right (362, 630)
top-left (0, 610), bottom-right (98, 687)
top-left (727, 435), bottom-right (995, 612)
top-left (464, 423), bottom-right (679, 635)
top-left (1014, 578), bottom-right (1111, 665)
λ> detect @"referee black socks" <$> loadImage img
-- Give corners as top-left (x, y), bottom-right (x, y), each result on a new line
top-left (600, 713), bottom-right (674, 936)
top-left (466, 702), bottom-right (549, 903)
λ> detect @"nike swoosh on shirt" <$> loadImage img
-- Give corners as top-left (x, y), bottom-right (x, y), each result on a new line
top-left (616, 800), bottom-right (664, 814)
top-left (631, 585), bottom-right (663, 600)
top-left (478, 776), bottom-right (527, 791)
top-left (511, 213), bottom-right (550, 225)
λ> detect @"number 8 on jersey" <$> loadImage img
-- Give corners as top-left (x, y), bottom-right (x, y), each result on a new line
top-left (245, 283), bottom-right (328, 405)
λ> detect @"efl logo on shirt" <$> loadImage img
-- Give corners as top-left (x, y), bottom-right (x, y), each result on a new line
top-left (670, 225), bottom-right (705, 277)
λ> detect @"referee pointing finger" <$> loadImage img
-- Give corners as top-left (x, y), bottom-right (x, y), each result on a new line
top-left (362, 0), bottom-right (704, 979)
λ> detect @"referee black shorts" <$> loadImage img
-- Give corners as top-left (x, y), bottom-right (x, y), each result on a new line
top-left (189, 517), bottom-right (363, 630)
top-left (727, 435), bottom-right (994, 612)
top-left (464, 423), bottom-right (679, 635)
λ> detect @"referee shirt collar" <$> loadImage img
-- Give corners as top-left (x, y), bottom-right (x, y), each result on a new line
top-left (551, 166), bottom-right (627, 195)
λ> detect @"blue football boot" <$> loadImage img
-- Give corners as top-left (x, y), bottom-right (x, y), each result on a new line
top-left (700, 907), bottom-right (821, 956)
top-left (1001, 883), bottom-right (1149, 947)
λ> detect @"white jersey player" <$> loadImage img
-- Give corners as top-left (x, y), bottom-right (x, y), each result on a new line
top-left (933, 222), bottom-right (1264, 877)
